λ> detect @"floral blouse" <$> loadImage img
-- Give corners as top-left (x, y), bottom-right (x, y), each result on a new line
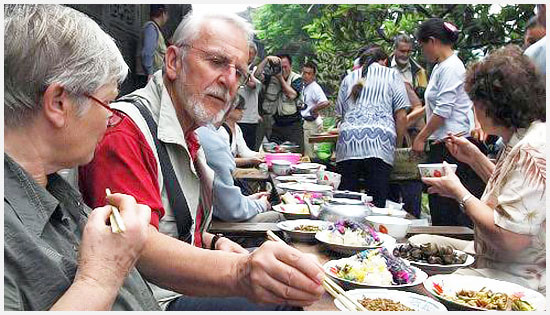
top-left (475, 121), bottom-right (546, 294)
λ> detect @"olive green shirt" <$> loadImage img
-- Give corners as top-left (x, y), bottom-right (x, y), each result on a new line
top-left (4, 154), bottom-right (160, 311)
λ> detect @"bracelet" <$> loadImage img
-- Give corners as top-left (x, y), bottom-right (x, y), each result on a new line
top-left (458, 193), bottom-right (474, 210)
top-left (210, 233), bottom-right (223, 250)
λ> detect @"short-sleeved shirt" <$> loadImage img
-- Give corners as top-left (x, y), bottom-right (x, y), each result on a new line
top-left (300, 81), bottom-right (328, 120)
top-left (524, 35), bottom-right (546, 76)
top-left (238, 67), bottom-right (262, 124)
top-left (475, 121), bottom-right (546, 294)
top-left (335, 63), bottom-right (410, 165)
top-left (424, 53), bottom-right (475, 140)
top-left (4, 154), bottom-right (159, 311)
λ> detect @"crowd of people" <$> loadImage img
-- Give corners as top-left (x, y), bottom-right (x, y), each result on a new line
top-left (4, 3), bottom-right (546, 310)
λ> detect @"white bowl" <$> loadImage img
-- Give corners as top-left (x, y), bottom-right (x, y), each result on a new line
top-left (417, 163), bottom-right (457, 178)
top-left (272, 160), bottom-right (292, 175)
top-left (366, 216), bottom-right (411, 240)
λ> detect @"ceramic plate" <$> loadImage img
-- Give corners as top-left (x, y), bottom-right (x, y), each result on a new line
top-left (394, 243), bottom-right (475, 275)
top-left (324, 258), bottom-right (428, 289)
top-left (275, 175), bottom-right (317, 183)
top-left (315, 230), bottom-right (396, 255)
top-left (273, 204), bottom-right (318, 219)
top-left (277, 182), bottom-right (333, 192)
top-left (333, 289), bottom-right (447, 311)
top-left (423, 274), bottom-right (546, 311)
top-left (276, 219), bottom-right (330, 242)
top-left (328, 198), bottom-right (365, 205)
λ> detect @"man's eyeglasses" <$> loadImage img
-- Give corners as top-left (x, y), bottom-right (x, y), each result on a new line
top-left (182, 44), bottom-right (250, 88)
top-left (83, 93), bottom-right (123, 127)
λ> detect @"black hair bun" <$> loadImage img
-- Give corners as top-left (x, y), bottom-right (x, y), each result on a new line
top-left (443, 21), bottom-right (460, 42)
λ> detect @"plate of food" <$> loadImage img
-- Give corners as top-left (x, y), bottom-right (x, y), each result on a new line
top-left (315, 219), bottom-right (396, 255)
top-left (323, 247), bottom-right (428, 288)
top-left (277, 182), bottom-right (333, 193)
top-left (392, 243), bottom-right (474, 275)
top-left (333, 289), bottom-right (447, 311)
top-left (272, 203), bottom-right (320, 219)
top-left (276, 219), bottom-right (330, 242)
top-left (292, 162), bottom-right (326, 174)
top-left (275, 175), bottom-right (317, 183)
top-left (424, 274), bottom-right (544, 311)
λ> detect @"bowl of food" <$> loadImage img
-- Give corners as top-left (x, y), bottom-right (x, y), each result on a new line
top-left (417, 163), bottom-right (457, 178)
top-left (292, 162), bottom-right (326, 174)
top-left (392, 243), bottom-right (474, 275)
top-left (271, 160), bottom-right (292, 175)
top-left (317, 170), bottom-right (342, 189)
top-left (366, 216), bottom-right (411, 240)
top-left (272, 203), bottom-right (319, 220)
top-left (264, 153), bottom-right (302, 167)
top-left (333, 289), bottom-right (447, 311)
top-left (276, 219), bottom-right (330, 242)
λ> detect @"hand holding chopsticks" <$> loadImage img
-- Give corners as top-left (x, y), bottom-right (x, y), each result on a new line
top-left (105, 188), bottom-right (126, 233)
top-left (433, 130), bottom-right (469, 144)
top-left (266, 230), bottom-right (366, 311)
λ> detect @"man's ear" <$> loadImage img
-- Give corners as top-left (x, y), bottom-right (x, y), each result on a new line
top-left (165, 45), bottom-right (181, 81)
top-left (42, 83), bottom-right (70, 128)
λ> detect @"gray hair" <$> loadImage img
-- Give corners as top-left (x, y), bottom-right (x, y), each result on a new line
top-left (4, 4), bottom-right (129, 128)
top-left (171, 11), bottom-right (254, 55)
top-left (394, 34), bottom-right (413, 48)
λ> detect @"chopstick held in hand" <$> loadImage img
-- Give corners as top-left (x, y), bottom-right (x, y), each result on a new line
top-left (433, 131), bottom-right (468, 144)
top-left (266, 230), bottom-right (366, 311)
top-left (105, 188), bottom-right (126, 233)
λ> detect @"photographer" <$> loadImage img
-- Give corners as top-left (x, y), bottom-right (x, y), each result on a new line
top-left (255, 54), bottom-right (303, 152)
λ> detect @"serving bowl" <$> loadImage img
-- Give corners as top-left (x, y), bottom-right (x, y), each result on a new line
top-left (271, 160), bottom-right (292, 175)
top-left (264, 153), bottom-right (301, 167)
top-left (366, 216), bottom-right (411, 240)
top-left (417, 163), bottom-right (457, 178)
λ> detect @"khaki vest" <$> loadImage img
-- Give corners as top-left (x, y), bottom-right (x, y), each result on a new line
top-left (135, 21), bottom-right (167, 76)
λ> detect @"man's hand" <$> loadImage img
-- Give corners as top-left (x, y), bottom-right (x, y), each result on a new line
top-left (412, 136), bottom-right (426, 154)
top-left (74, 193), bottom-right (151, 290)
top-left (248, 192), bottom-right (272, 211)
top-left (236, 241), bottom-right (324, 306)
top-left (215, 237), bottom-right (249, 254)
top-left (421, 162), bottom-right (469, 200)
top-left (445, 133), bottom-right (482, 166)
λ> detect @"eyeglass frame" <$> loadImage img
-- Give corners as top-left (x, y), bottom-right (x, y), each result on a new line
top-left (178, 44), bottom-right (250, 88)
top-left (83, 92), bottom-right (123, 127)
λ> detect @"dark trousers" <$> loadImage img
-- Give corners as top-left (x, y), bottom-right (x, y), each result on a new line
top-left (427, 138), bottom-right (487, 227)
top-left (238, 122), bottom-right (259, 151)
top-left (337, 158), bottom-right (392, 208)
top-left (388, 180), bottom-right (423, 218)
top-left (270, 119), bottom-right (304, 154)
top-left (167, 295), bottom-right (301, 311)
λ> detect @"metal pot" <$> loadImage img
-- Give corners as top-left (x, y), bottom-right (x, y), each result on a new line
top-left (315, 202), bottom-right (372, 223)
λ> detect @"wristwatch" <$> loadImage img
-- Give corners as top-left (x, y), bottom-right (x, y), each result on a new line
top-left (458, 193), bottom-right (474, 211)
top-left (210, 233), bottom-right (224, 250)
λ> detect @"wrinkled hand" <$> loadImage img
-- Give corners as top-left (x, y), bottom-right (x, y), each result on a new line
top-left (421, 162), bottom-right (469, 200)
top-left (216, 237), bottom-right (249, 254)
top-left (445, 133), bottom-right (481, 165)
top-left (412, 136), bottom-right (426, 154)
top-left (238, 241), bottom-right (324, 306)
top-left (75, 193), bottom-right (151, 290)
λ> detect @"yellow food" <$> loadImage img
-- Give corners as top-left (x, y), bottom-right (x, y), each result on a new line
top-left (358, 298), bottom-right (414, 311)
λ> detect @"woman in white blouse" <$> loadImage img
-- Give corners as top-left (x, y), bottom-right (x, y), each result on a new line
top-left (218, 96), bottom-right (264, 167)
top-left (412, 18), bottom-right (486, 227)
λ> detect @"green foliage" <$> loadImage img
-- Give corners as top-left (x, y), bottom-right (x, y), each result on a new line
top-left (252, 4), bottom-right (536, 117)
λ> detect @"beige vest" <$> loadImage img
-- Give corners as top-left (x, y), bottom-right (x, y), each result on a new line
top-left (136, 21), bottom-right (167, 76)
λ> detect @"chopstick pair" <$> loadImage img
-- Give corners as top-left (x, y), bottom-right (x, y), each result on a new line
top-left (105, 188), bottom-right (126, 233)
top-left (265, 230), bottom-right (366, 312)
top-left (433, 131), bottom-right (469, 144)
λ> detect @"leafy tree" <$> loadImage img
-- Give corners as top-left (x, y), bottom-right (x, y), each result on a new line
top-left (252, 4), bottom-right (536, 111)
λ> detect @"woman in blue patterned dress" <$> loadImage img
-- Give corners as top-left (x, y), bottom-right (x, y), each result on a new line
top-left (335, 47), bottom-right (410, 207)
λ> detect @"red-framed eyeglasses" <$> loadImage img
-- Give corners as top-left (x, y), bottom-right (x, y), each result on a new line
top-left (83, 93), bottom-right (123, 127)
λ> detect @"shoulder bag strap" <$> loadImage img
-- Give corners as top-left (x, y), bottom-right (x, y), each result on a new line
top-left (126, 96), bottom-right (193, 244)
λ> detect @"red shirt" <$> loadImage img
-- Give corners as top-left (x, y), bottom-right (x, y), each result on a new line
top-left (79, 115), bottom-right (165, 229)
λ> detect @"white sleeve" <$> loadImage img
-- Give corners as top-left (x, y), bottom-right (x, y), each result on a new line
top-left (235, 125), bottom-right (259, 158)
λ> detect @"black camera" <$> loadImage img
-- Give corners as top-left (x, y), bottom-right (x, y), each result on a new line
top-left (264, 58), bottom-right (282, 76)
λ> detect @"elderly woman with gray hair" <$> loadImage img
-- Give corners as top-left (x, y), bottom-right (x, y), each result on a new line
top-left (4, 4), bottom-right (154, 310)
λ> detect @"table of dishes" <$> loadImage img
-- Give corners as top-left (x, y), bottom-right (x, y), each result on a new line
top-left (227, 154), bottom-right (545, 311)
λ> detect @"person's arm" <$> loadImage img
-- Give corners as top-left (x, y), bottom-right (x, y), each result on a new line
top-left (141, 23), bottom-right (159, 77)
top-left (137, 227), bottom-right (324, 306)
top-left (51, 194), bottom-right (151, 310)
top-left (277, 73), bottom-right (298, 100)
top-left (391, 71), bottom-right (412, 148)
top-left (412, 114), bottom-right (446, 152)
top-left (422, 163), bottom-right (533, 252)
top-left (394, 109), bottom-right (407, 148)
top-left (444, 134), bottom-right (495, 183)
top-left (335, 74), bottom-right (350, 116)
top-left (254, 56), bottom-right (278, 81)
top-left (202, 231), bottom-right (248, 254)
top-left (235, 124), bottom-right (260, 158)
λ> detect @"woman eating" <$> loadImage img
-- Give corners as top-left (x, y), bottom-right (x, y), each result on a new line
top-left (411, 45), bottom-right (546, 294)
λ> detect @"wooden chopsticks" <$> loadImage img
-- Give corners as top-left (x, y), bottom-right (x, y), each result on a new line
top-left (266, 230), bottom-right (366, 311)
top-left (433, 131), bottom-right (469, 144)
top-left (106, 188), bottom-right (126, 233)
